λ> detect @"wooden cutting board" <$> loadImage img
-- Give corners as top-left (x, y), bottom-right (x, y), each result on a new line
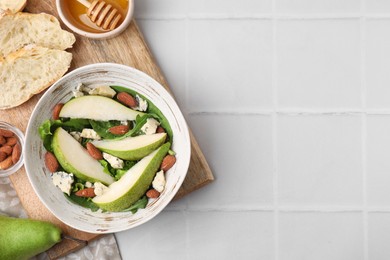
top-left (0, 1), bottom-right (214, 259)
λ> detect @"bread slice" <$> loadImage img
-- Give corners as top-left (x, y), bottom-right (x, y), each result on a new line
top-left (0, 45), bottom-right (72, 109)
top-left (0, 12), bottom-right (76, 57)
top-left (0, 0), bottom-right (26, 13)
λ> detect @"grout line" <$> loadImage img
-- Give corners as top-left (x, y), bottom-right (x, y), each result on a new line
top-left (184, 6), bottom-right (191, 259)
top-left (184, 9), bottom-right (190, 118)
top-left (188, 110), bottom-right (390, 116)
top-left (135, 14), bottom-right (390, 21)
top-left (360, 0), bottom-right (369, 258)
top-left (271, 0), bottom-right (279, 257)
top-left (163, 206), bottom-right (390, 212)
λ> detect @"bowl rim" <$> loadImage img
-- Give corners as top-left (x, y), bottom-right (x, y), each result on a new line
top-left (55, 0), bottom-right (134, 39)
top-left (24, 63), bottom-right (191, 233)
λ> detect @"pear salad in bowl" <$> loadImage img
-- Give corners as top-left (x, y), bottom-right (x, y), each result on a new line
top-left (24, 63), bottom-right (190, 233)
top-left (39, 83), bottom-right (176, 213)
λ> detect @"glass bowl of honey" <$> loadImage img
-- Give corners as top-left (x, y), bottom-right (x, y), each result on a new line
top-left (56, 0), bottom-right (133, 39)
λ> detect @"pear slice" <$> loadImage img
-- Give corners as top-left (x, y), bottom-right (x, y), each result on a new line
top-left (52, 127), bottom-right (115, 185)
top-left (59, 95), bottom-right (144, 121)
top-left (92, 142), bottom-right (170, 212)
top-left (92, 133), bottom-right (167, 160)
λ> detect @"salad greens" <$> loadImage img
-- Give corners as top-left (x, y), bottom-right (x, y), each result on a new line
top-left (39, 85), bottom-right (173, 213)
top-left (111, 86), bottom-right (173, 142)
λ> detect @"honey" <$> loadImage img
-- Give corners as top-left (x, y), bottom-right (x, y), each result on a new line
top-left (62, 0), bottom-right (129, 33)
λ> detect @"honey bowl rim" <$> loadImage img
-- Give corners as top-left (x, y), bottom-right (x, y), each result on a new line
top-left (56, 0), bottom-right (134, 40)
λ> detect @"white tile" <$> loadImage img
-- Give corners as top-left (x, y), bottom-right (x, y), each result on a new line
top-left (137, 20), bottom-right (187, 111)
top-left (279, 212), bottom-right (364, 260)
top-left (187, 114), bottom-right (273, 209)
top-left (134, 0), bottom-right (187, 17)
top-left (365, 20), bottom-right (390, 108)
top-left (188, 0), bottom-right (272, 14)
top-left (116, 211), bottom-right (187, 260)
top-left (278, 115), bottom-right (363, 206)
top-left (187, 211), bottom-right (274, 260)
top-left (276, 0), bottom-right (360, 13)
top-left (277, 20), bottom-right (361, 108)
top-left (165, 196), bottom-right (188, 211)
top-left (368, 213), bottom-right (390, 260)
top-left (188, 20), bottom-right (273, 112)
top-left (366, 115), bottom-right (390, 206)
top-left (366, 0), bottom-right (390, 13)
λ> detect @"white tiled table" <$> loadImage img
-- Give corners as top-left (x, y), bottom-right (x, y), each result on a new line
top-left (116, 0), bottom-right (390, 259)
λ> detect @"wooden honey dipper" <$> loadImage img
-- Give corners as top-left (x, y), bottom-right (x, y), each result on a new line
top-left (77, 0), bottom-right (122, 30)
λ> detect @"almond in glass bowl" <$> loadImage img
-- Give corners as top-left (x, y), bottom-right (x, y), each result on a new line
top-left (0, 122), bottom-right (24, 177)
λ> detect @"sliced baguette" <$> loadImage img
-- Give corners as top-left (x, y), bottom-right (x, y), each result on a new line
top-left (0, 45), bottom-right (72, 109)
top-left (0, 12), bottom-right (76, 57)
top-left (0, 0), bottom-right (26, 13)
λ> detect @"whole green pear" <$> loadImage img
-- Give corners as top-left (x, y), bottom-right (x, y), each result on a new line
top-left (0, 215), bottom-right (62, 260)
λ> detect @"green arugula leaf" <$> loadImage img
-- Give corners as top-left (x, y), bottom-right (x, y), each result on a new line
top-left (122, 196), bottom-right (148, 214)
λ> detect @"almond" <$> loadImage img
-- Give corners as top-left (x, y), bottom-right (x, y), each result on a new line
top-left (117, 92), bottom-right (137, 108)
top-left (0, 152), bottom-right (7, 162)
top-left (5, 137), bottom-right (17, 147)
top-left (0, 156), bottom-right (13, 170)
top-left (0, 129), bottom-right (14, 138)
top-left (156, 126), bottom-right (165, 133)
top-left (75, 188), bottom-right (95, 197)
top-left (52, 103), bottom-right (64, 120)
top-left (12, 143), bottom-right (21, 164)
top-left (0, 135), bottom-right (6, 145)
top-left (86, 142), bottom-right (103, 160)
top-left (0, 145), bottom-right (13, 155)
top-left (160, 155), bottom-right (176, 172)
top-left (45, 151), bottom-right (59, 173)
top-left (108, 125), bottom-right (129, 135)
top-left (146, 189), bottom-right (160, 198)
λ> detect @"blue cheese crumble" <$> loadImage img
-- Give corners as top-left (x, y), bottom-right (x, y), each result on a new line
top-left (152, 170), bottom-right (165, 192)
top-left (94, 182), bottom-right (109, 196)
top-left (80, 129), bottom-right (101, 140)
top-left (140, 118), bottom-right (160, 135)
top-left (134, 95), bottom-right (148, 112)
top-left (103, 152), bottom-right (124, 169)
top-left (51, 171), bottom-right (74, 196)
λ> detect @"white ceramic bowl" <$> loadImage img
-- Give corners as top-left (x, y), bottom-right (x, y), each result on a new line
top-left (24, 63), bottom-right (191, 233)
top-left (56, 0), bottom-right (134, 39)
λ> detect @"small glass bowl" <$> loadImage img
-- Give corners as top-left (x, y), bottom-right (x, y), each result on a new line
top-left (0, 122), bottom-right (24, 177)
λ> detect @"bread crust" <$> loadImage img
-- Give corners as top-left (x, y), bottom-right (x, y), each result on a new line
top-left (0, 0), bottom-right (27, 13)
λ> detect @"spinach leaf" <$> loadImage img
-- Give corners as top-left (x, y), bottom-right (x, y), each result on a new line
top-left (89, 120), bottom-right (122, 139)
top-left (122, 196), bottom-right (148, 214)
top-left (60, 118), bottom-right (91, 132)
top-left (66, 194), bottom-right (100, 212)
top-left (111, 86), bottom-right (173, 142)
